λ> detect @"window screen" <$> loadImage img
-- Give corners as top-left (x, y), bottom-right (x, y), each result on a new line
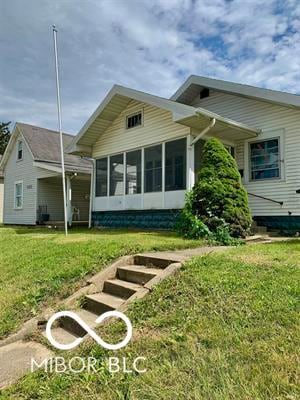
top-left (126, 112), bottom-right (142, 129)
top-left (144, 145), bottom-right (162, 192)
top-left (95, 158), bottom-right (108, 197)
top-left (110, 154), bottom-right (124, 196)
top-left (126, 150), bottom-right (141, 194)
top-left (165, 138), bottom-right (186, 191)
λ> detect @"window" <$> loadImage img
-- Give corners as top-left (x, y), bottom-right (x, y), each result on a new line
top-left (95, 158), bottom-right (108, 197)
top-left (17, 141), bottom-right (23, 160)
top-left (249, 138), bottom-right (280, 180)
top-left (144, 144), bottom-right (162, 192)
top-left (165, 138), bottom-right (186, 191)
top-left (126, 150), bottom-right (141, 194)
top-left (126, 112), bottom-right (142, 129)
top-left (110, 154), bottom-right (124, 196)
top-left (15, 182), bottom-right (23, 209)
top-left (224, 145), bottom-right (235, 158)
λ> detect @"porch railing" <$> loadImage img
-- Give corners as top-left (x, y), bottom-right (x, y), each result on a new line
top-left (248, 192), bottom-right (283, 206)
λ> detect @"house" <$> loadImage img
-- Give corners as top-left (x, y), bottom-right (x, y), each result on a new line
top-left (68, 75), bottom-right (300, 230)
top-left (0, 156), bottom-right (3, 224)
top-left (0, 123), bottom-right (92, 226)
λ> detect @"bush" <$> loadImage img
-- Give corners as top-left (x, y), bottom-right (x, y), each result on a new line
top-left (192, 138), bottom-right (251, 238)
top-left (177, 138), bottom-right (251, 243)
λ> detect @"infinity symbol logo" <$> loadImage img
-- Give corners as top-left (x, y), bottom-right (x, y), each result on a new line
top-left (46, 310), bottom-right (133, 351)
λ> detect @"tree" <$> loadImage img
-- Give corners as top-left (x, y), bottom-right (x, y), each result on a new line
top-left (191, 138), bottom-right (252, 237)
top-left (0, 122), bottom-right (11, 155)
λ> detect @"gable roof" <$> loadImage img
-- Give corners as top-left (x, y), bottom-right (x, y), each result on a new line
top-left (171, 75), bottom-right (300, 109)
top-left (68, 84), bottom-right (259, 156)
top-left (0, 123), bottom-right (91, 173)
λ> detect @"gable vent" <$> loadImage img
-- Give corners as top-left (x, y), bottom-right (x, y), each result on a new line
top-left (200, 88), bottom-right (210, 99)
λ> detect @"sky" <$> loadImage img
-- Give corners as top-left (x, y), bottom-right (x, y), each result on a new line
top-left (1, 0), bottom-right (300, 134)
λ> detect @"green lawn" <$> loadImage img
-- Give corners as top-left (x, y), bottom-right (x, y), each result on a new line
top-left (0, 226), bottom-right (199, 339)
top-left (2, 240), bottom-right (299, 399)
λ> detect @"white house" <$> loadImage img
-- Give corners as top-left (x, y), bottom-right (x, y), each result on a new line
top-left (0, 123), bottom-right (92, 226)
top-left (68, 75), bottom-right (300, 231)
top-left (0, 156), bottom-right (3, 224)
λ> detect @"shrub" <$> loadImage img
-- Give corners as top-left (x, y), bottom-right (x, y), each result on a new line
top-left (192, 138), bottom-right (251, 238)
top-left (177, 138), bottom-right (251, 243)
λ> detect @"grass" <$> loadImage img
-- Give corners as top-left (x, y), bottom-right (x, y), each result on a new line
top-left (0, 226), bottom-right (199, 339)
top-left (2, 240), bottom-right (299, 399)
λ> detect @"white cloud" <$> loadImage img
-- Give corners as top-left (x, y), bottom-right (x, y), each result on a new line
top-left (0, 0), bottom-right (300, 134)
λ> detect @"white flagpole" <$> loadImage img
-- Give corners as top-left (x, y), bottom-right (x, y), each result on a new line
top-left (52, 25), bottom-right (68, 236)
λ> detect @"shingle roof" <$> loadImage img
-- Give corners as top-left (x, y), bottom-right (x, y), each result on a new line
top-left (17, 123), bottom-right (91, 170)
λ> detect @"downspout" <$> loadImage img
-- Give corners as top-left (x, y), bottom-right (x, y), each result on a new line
top-left (190, 115), bottom-right (216, 146)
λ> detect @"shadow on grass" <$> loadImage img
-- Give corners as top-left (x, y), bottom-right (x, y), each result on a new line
top-left (0, 225), bottom-right (182, 239)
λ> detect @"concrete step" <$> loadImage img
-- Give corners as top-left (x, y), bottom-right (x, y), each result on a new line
top-left (84, 292), bottom-right (124, 315)
top-left (42, 326), bottom-right (79, 345)
top-left (134, 254), bottom-right (176, 269)
top-left (103, 279), bottom-right (141, 299)
top-left (60, 309), bottom-right (98, 337)
top-left (117, 265), bottom-right (159, 284)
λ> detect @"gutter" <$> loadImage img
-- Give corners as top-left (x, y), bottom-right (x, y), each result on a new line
top-left (190, 115), bottom-right (216, 146)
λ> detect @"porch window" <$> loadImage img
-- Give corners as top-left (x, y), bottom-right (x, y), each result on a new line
top-left (110, 153), bottom-right (124, 196)
top-left (165, 138), bottom-right (186, 191)
top-left (95, 157), bottom-right (108, 197)
top-left (17, 140), bottom-right (23, 160)
top-left (144, 144), bottom-right (162, 192)
top-left (126, 150), bottom-right (141, 194)
top-left (14, 181), bottom-right (23, 209)
top-left (249, 138), bottom-right (280, 180)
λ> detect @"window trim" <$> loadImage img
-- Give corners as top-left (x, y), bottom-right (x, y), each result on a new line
top-left (248, 136), bottom-right (281, 182)
top-left (14, 180), bottom-right (23, 210)
top-left (125, 110), bottom-right (143, 130)
top-left (16, 140), bottom-right (23, 161)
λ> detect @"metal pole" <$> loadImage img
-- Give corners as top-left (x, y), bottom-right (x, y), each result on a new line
top-left (52, 25), bottom-right (68, 236)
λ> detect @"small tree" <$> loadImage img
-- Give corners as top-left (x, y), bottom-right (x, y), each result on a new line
top-left (0, 122), bottom-right (11, 155)
top-left (191, 138), bottom-right (251, 237)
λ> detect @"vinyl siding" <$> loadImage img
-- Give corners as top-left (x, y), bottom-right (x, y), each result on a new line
top-left (0, 178), bottom-right (4, 223)
top-left (3, 134), bottom-right (37, 225)
top-left (192, 91), bottom-right (300, 216)
top-left (92, 100), bottom-right (190, 158)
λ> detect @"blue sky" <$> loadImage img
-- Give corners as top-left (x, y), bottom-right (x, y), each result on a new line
top-left (1, 0), bottom-right (300, 134)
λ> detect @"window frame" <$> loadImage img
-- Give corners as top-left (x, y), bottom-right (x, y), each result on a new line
top-left (144, 143), bottom-right (163, 193)
top-left (17, 140), bottom-right (23, 161)
top-left (125, 149), bottom-right (142, 195)
top-left (109, 153), bottom-right (124, 196)
top-left (95, 157), bottom-right (108, 197)
top-left (248, 137), bottom-right (281, 182)
top-left (14, 180), bottom-right (23, 210)
top-left (125, 110), bottom-right (143, 130)
top-left (165, 137), bottom-right (187, 192)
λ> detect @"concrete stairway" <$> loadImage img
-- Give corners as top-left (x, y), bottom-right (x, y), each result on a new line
top-left (45, 254), bottom-right (179, 344)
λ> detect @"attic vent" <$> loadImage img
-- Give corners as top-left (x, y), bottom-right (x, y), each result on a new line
top-left (200, 88), bottom-right (210, 99)
top-left (126, 112), bottom-right (142, 129)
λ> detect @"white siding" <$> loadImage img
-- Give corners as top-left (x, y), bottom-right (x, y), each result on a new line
top-left (93, 100), bottom-right (190, 158)
top-left (3, 134), bottom-right (37, 225)
top-left (92, 100), bottom-right (190, 211)
top-left (0, 178), bottom-right (4, 223)
top-left (191, 91), bottom-right (300, 217)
